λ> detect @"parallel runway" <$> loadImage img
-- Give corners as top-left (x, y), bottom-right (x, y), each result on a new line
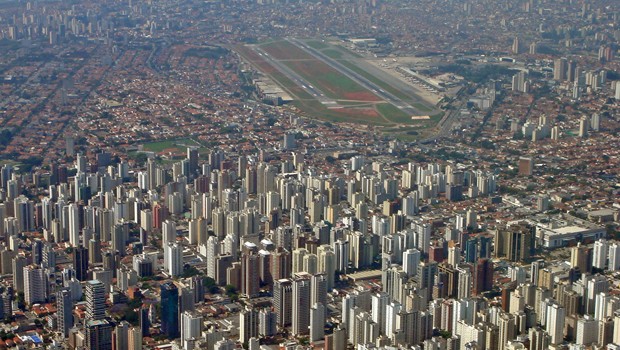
top-left (286, 37), bottom-right (421, 117)
top-left (252, 45), bottom-right (336, 106)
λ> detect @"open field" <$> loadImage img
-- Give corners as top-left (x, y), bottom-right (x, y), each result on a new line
top-left (235, 39), bottom-right (444, 133)
top-left (142, 138), bottom-right (202, 153)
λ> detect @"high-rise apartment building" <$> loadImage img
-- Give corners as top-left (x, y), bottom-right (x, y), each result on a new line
top-left (86, 280), bottom-right (106, 321)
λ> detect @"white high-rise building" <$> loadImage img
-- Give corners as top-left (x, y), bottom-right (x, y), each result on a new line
top-left (239, 308), bottom-right (258, 344)
top-left (205, 236), bottom-right (219, 279)
top-left (385, 301), bottom-right (402, 338)
top-left (68, 204), bottom-right (80, 247)
top-left (575, 315), bottom-right (598, 345)
top-left (317, 245), bottom-right (335, 291)
top-left (413, 222), bottom-right (431, 254)
top-left (24, 265), bottom-right (47, 305)
top-left (334, 240), bottom-right (349, 272)
top-left (402, 248), bottom-right (421, 277)
top-left (162, 220), bottom-right (177, 244)
top-left (292, 276), bottom-right (310, 336)
top-left (546, 301), bottom-right (565, 345)
top-left (164, 242), bottom-right (183, 277)
top-left (181, 311), bottom-right (203, 348)
top-left (452, 298), bottom-right (476, 332)
top-left (447, 241), bottom-right (460, 267)
top-left (258, 309), bottom-right (277, 337)
top-left (310, 303), bottom-right (325, 342)
top-left (402, 191), bottom-right (418, 216)
top-left (609, 242), bottom-right (620, 271)
top-left (591, 113), bottom-right (600, 131)
top-left (371, 292), bottom-right (389, 329)
top-left (592, 239), bottom-right (608, 270)
top-left (594, 292), bottom-right (609, 321)
top-left (508, 266), bottom-right (527, 284)
top-left (310, 273), bottom-right (327, 309)
top-left (614, 311), bottom-right (620, 345)
top-left (586, 275), bottom-right (609, 314)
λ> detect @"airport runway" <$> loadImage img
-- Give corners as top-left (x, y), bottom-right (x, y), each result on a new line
top-left (286, 37), bottom-right (420, 117)
top-left (251, 45), bottom-right (336, 106)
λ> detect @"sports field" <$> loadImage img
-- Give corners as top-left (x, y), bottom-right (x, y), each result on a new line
top-left (235, 39), bottom-right (442, 129)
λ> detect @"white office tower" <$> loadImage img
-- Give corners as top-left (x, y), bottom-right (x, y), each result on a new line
top-left (609, 242), bottom-right (620, 271)
top-left (310, 303), bottom-right (325, 342)
top-left (317, 245), bottom-right (335, 291)
top-left (508, 266), bottom-right (527, 284)
top-left (292, 276), bottom-right (310, 336)
top-left (576, 315), bottom-right (598, 346)
top-left (67, 203), bottom-right (80, 247)
top-left (591, 113), bottom-right (601, 131)
top-left (453, 298), bottom-right (479, 332)
top-left (545, 301), bottom-right (565, 345)
top-left (181, 311), bottom-right (202, 350)
top-left (586, 275), bottom-right (609, 315)
top-left (258, 309), bottom-right (277, 337)
top-left (371, 292), bottom-right (389, 330)
top-left (239, 308), bottom-right (258, 344)
top-left (593, 239), bottom-right (608, 270)
top-left (402, 191), bottom-right (418, 216)
top-left (162, 220), bottom-right (177, 244)
top-left (613, 311), bottom-right (620, 345)
top-left (412, 222), bottom-right (431, 254)
top-left (402, 249), bottom-right (421, 278)
top-left (530, 260), bottom-right (543, 285)
top-left (24, 265), bottom-right (47, 305)
top-left (164, 242), bottom-right (183, 277)
top-left (351, 156), bottom-right (364, 171)
top-left (334, 240), bottom-right (349, 272)
top-left (205, 236), bottom-right (219, 279)
top-left (447, 242), bottom-right (460, 267)
top-left (595, 293), bottom-right (610, 321)
top-left (341, 294), bottom-right (357, 330)
top-left (385, 301), bottom-right (402, 338)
